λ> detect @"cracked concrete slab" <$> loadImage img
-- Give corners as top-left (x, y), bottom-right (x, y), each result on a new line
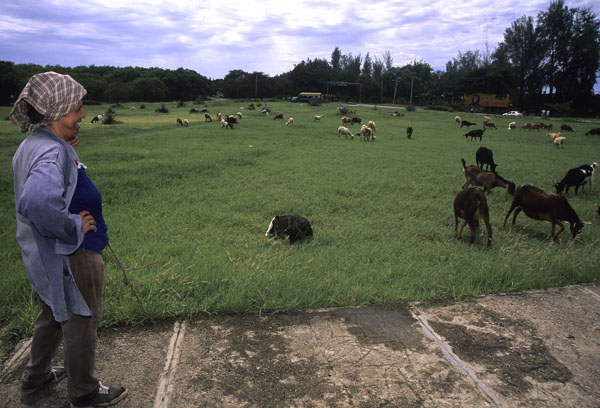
top-left (1, 283), bottom-right (598, 407)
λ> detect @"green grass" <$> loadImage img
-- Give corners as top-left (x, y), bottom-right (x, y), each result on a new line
top-left (1, 101), bottom-right (599, 359)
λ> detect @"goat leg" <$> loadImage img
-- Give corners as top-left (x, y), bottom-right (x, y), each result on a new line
top-left (456, 220), bottom-right (467, 239)
top-left (551, 220), bottom-right (565, 241)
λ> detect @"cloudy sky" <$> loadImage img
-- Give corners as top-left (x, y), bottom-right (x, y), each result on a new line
top-left (1, 0), bottom-right (599, 81)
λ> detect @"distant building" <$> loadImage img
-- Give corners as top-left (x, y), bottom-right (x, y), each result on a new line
top-left (464, 93), bottom-right (510, 108)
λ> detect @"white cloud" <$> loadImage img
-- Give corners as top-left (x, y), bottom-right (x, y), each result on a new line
top-left (1, 0), bottom-right (599, 79)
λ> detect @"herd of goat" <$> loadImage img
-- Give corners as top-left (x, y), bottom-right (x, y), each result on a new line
top-left (91, 107), bottom-right (599, 246)
top-left (453, 114), bottom-right (598, 247)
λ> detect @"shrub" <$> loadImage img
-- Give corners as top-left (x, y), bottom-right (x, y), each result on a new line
top-left (547, 102), bottom-right (573, 118)
top-left (406, 105), bottom-right (417, 112)
top-left (140, 104), bottom-right (146, 109)
top-left (102, 114), bottom-right (117, 124)
top-left (427, 105), bottom-right (452, 112)
top-left (155, 104), bottom-right (169, 113)
top-left (247, 103), bottom-right (256, 110)
top-left (309, 98), bottom-right (322, 107)
top-left (110, 102), bottom-right (122, 108)
top-left (106, 108), bottom-right (115, 114)
top-left (176, 100), bottom-right (186, 108)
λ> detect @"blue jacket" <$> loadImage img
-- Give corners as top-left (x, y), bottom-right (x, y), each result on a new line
top-left (12, 128), bottom-right (91, 322)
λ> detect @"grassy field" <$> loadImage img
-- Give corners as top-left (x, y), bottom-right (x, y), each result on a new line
top-left (1, 100), bottom-right (599, 359)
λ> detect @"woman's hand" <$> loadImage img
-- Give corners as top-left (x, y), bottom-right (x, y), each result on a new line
top-left (79, 210), bottom-right (97, 233)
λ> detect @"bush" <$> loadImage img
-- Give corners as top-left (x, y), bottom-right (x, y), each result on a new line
top-left (176, 100), bottom-right (186, 107)
top-left (547, 102), bottom-right (573, 118)
top-left (309, 98), bottom-right (322, 107)
top-left (140, 104), bottom-right (146, 109)
top-left (155, 104), bottom-right (169, 113)
top-left (406, 105), bottom-right (417, 112)
top-left (102, 114), bottom-right (117, 124)
top-left (247, 103), bottom-right (256, 110)
top-left (110, 102), bottom-right (122, 108)
top-left (426, 105), bottom-right (453, 112)
top-left (106, 108), bottom-right (115, 114)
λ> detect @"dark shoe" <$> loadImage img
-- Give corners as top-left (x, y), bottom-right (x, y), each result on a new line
top-left (71, 381), bottom-right (128, 407)
top-left (21, 366), bottom-right (67, 394)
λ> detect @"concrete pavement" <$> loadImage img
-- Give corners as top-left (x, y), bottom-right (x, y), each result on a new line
top-left (1, 283), bottom-right (599, 407)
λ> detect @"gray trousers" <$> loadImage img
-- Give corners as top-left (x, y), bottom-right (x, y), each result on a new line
top-left (23, 249), bottom-right (105, 402)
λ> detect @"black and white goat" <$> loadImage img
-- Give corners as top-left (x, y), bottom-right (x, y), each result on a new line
top-left (554, 162), bottom-right (597, 195)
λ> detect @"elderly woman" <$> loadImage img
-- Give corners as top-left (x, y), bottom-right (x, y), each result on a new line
top-left (10, 72), bottom-right (127, 407)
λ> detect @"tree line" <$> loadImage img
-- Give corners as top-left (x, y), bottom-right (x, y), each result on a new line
top-left (1, 1), bottom-right (598, 115)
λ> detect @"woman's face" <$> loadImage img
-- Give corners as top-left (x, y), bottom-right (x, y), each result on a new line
top-left (51, 101), bottom-right (86, 142)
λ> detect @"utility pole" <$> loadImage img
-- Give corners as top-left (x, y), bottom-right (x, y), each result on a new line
top-left (393, 77), bottom-right (399, 105)
top-left (255, 74), bottom-right (258, 99)
top-left (409, 76), bottom-right (414, 107)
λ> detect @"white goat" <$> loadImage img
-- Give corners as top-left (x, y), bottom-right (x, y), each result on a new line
top-left (285, 117), bottom-right (294, 126)
top-left (338, 126), bottom-right (354, 139)
top-left (367, 120), bottom-right (376, 132)
top-left (314, 115), bottom-right (324, 121)
top-left (508, 121), bottom-right (516, 130)
top-left (553, 136), bottom-right (566, 148)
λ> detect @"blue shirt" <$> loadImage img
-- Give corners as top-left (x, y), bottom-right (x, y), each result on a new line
top-left (12, 128), bottom-right (91, 322)
top-left (69, 164), bottom-right (108, 254)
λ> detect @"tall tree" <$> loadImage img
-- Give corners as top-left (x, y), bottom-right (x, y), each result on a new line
top-left (330, 47), bottom-right (342, 71)
top-left (537, 0), bottom-right (573, 99)
top-left (496, 15), bottom-right (544, 108)
top-left (362, 52), bottom-right (372, 78)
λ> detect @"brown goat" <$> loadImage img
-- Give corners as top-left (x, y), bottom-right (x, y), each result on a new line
top-left (454, 187), bottom-right (492, 247)
top-left (461, 159), bottom-right (515, 194)
top-left (504, 184), bottom-right (589, 241)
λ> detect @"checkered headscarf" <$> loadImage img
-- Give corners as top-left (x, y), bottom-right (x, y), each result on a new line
top-left (9, 72), bottom-right (87, 133)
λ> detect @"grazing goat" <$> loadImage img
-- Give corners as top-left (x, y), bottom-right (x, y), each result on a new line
top-left (221, 118), bottom-right (228, 128)
top-left (338, 126), bottom-right (354, 140)
top-left (585, 128), bottom-right (600, 136)
top-left (541, 123), bottom-right (553, 130)
top-left (90, 114), bottom-right (103, 124)
top-left (217, 112), bottom-right (222, 121)
top-left (351, 117), bottom-right (362, 125)
top-left (225, 115), bottom-right (237, 128)
top-left (205, 114), bottom-right (212, 122)
top-left (183, 118), bottom-right (189, 127)
top-left (553, 136), bottom-right (565, 148)
top-left (176, 117), bottom-right (184, 126)
top-left (560, 124), bottom-right (574, 132)
top-left (274, 114), bottom-right (284, 120)
top-left (359, 125), bottom-right (373, 141)
top-left (520, 123), bottom-right (532, 131)
top-left (554, 163), bottom-right (597, 194)
top-left (508, 121), bottom-right (516, 130)
top-left (341, 116), bottom-right (352, 124)
top-left (461, 159), bottom-right (515, 194)
top-left (503, 184), bottom-right (589, 241)
top-left (461, 120), bottom-right (476, 128)
top-left (314, 115), bottom-right (324, 121)
top-left (483, 119), bottom-right (497, 130)
top-left (265, 215), bottom-right (313, 244)
top-left (454, 115), bottom-right (461, 126)
top-left (285, 117), bottom-right (294, 126)
top-left (547, 132), bottom-right (561, 141)
top-left (453, 187), bottom-right (492, 247)
top-left (475, 147), bottom-right (497, 171)
top-left (367, 120), bottom-right (376, 132)
top-left (406, 126), bottom-right (413, 140)
top-left (464, 128), bottom-right (485, 141)
top-left (260, 109), bottom-right (269, 116)
top-left (529, 122), bottom-right (542, 131)
top-left (237, 112), bottom-right (243, 119)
